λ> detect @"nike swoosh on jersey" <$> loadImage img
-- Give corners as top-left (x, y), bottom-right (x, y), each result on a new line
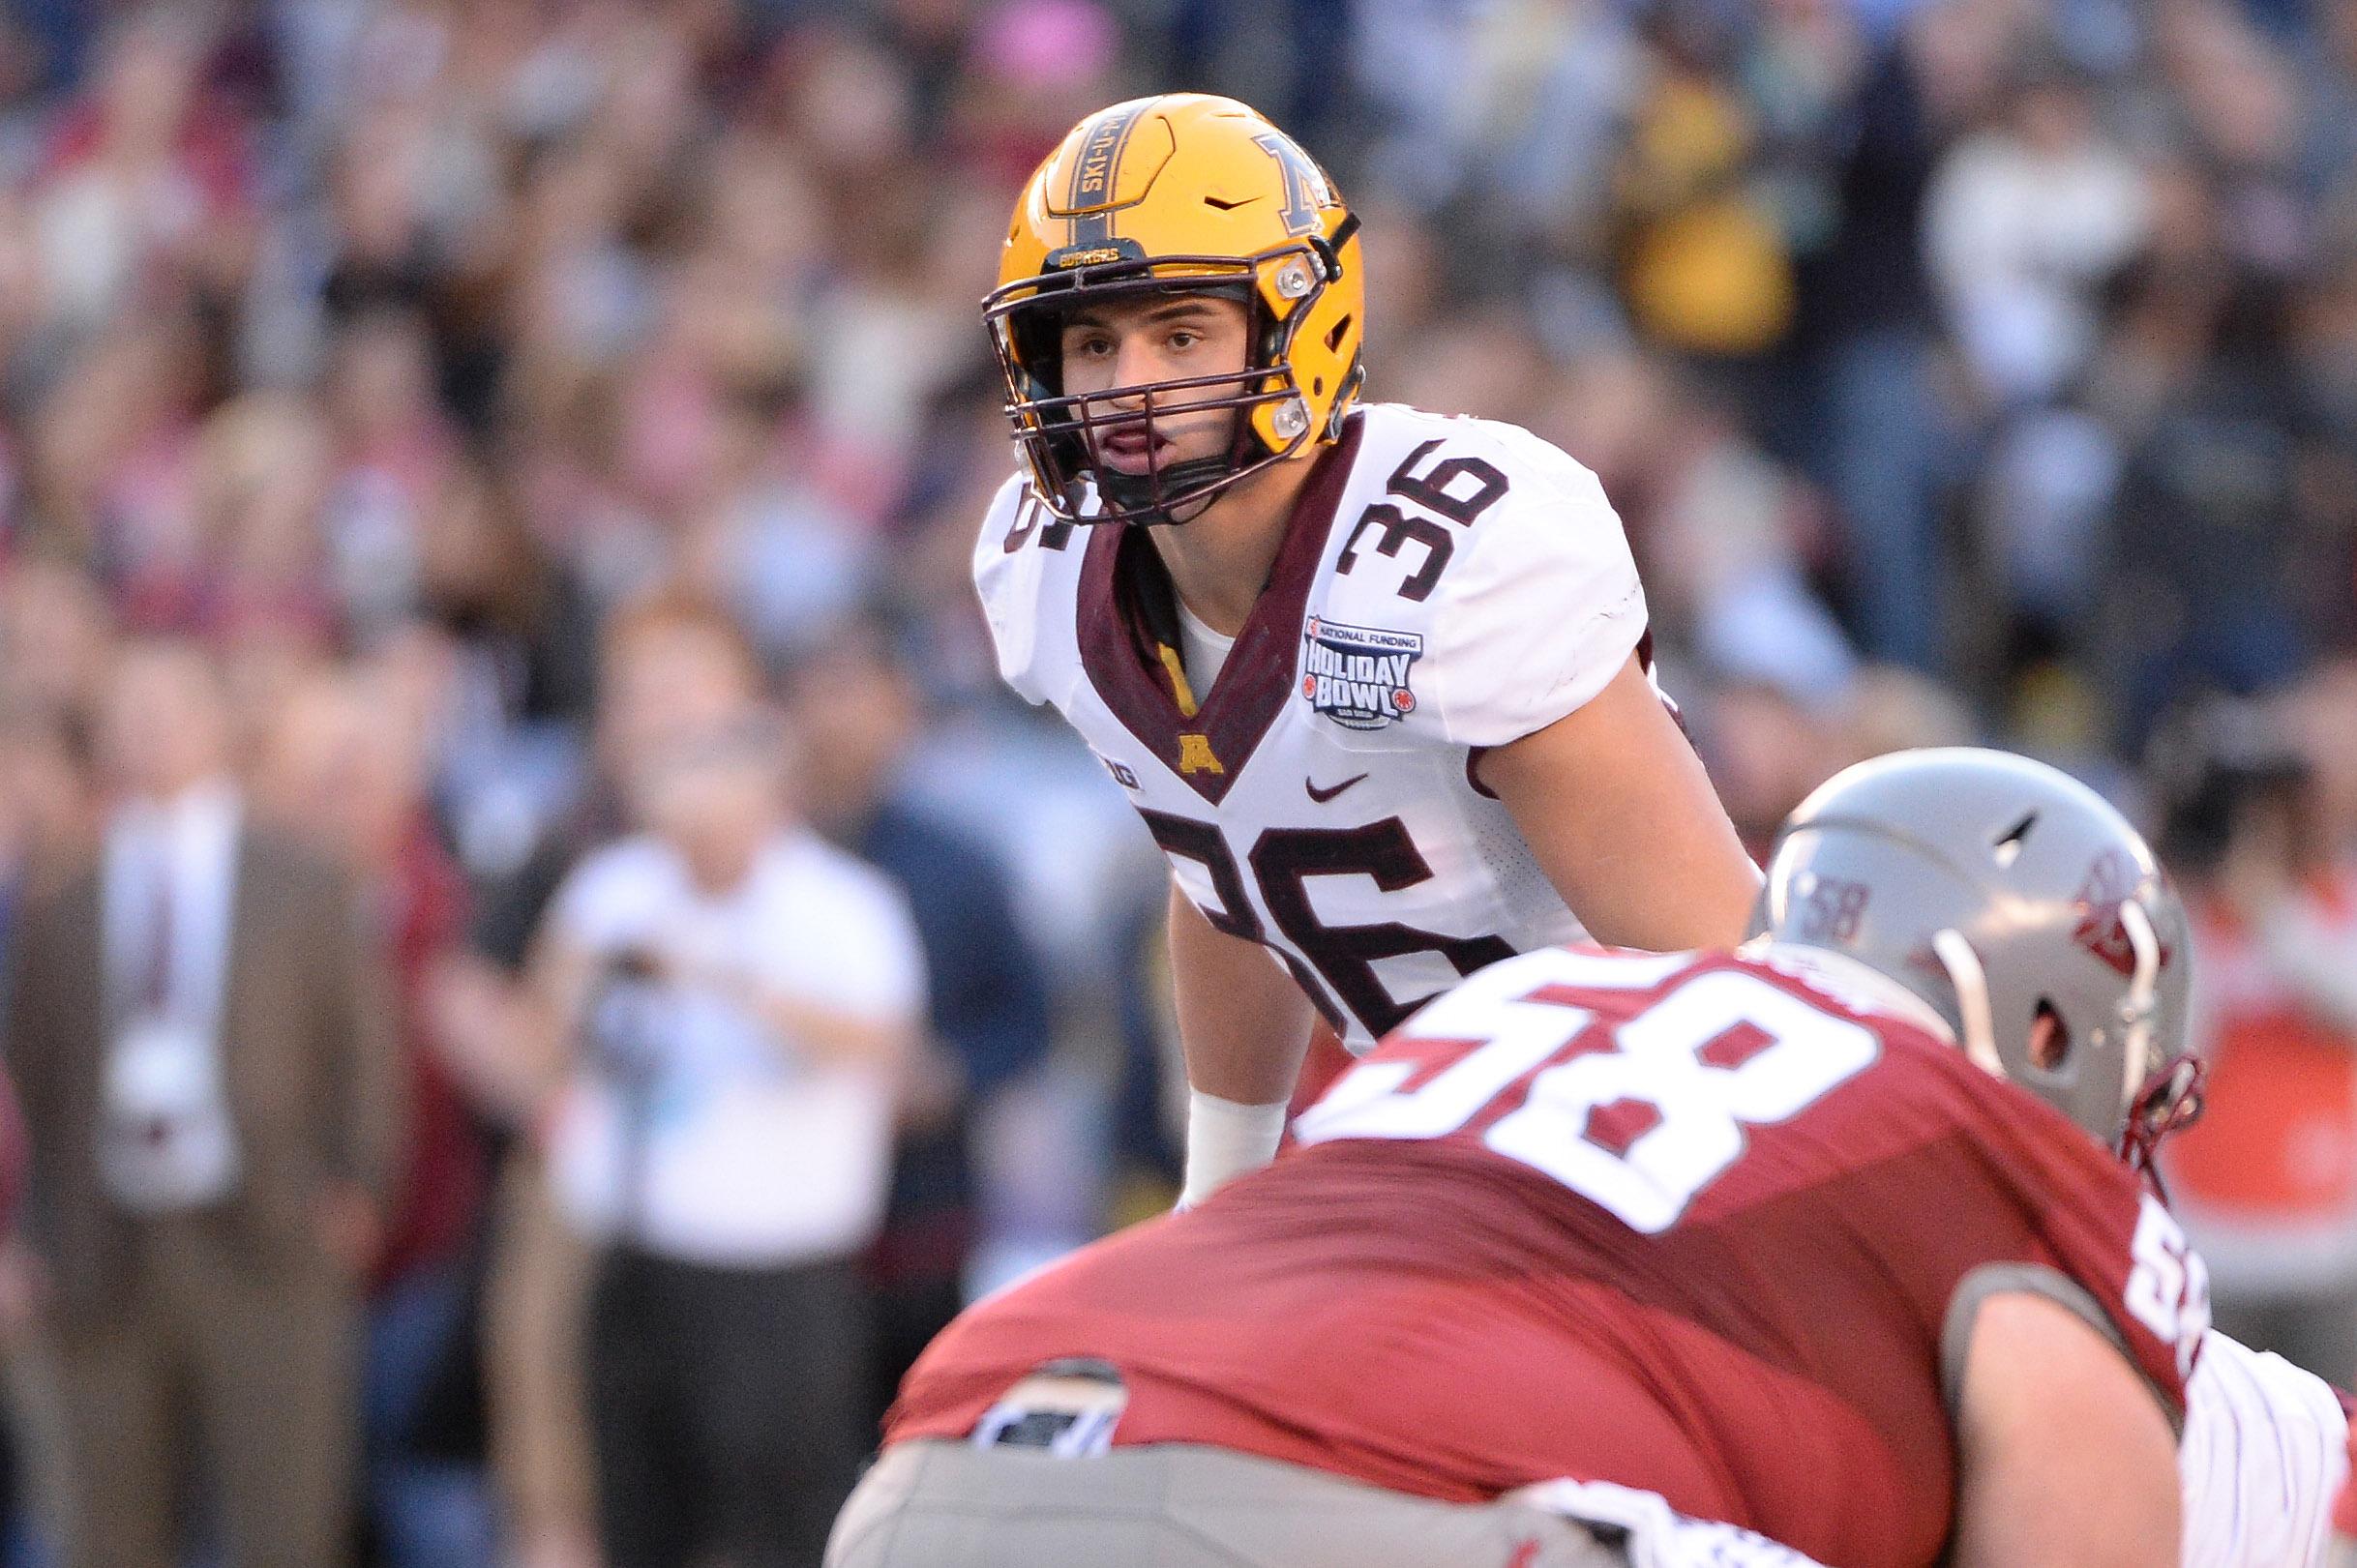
top-left (1305, 773), bottom-right (1369, 804)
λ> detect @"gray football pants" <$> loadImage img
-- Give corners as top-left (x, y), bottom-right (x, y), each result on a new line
top-left (824, 1439), bottom-right (1630, 1568)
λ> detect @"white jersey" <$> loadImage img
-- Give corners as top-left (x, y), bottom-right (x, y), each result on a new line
top-left (973, 402), bottom-right (1649, 1050)
top-left (2180, 1329), bottom-right (2349, 1568)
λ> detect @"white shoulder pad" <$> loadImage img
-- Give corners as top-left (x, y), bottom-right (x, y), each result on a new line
top-left (1405, 414), bottom-right (1647, 748)
top-left (970, 469), bottom-right (1067, 706)
top-left (2180, 1328), bottom-right (2347, 1568)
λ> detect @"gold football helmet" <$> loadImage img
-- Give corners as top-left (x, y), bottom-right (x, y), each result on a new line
top-left (985, 94), bottom-right (1365, 526)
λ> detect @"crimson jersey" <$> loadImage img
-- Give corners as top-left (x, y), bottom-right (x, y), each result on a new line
top-left (889, 944), bottom-right (2204, 1568)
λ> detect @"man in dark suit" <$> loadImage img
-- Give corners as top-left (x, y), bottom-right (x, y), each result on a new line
top-left (1, 637), bottom-right (402, 1568)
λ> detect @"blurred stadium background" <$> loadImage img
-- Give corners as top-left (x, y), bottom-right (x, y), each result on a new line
top-left (0, 0), bottom-right (2354, 1563)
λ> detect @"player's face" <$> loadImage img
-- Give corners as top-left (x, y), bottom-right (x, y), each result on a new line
top-left (1057, 294), bottom-right (1251, 478)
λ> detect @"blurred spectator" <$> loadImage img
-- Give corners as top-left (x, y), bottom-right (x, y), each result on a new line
top-left (2103, 278), bottom-right (2312, 744)
top-left (191, 390), bottom-right (338, 636)
top-left (0, 637), bottom-right (400, 1568)
top-left (0, 704), bottom-right (92, 949)
top-left (788, 620), bottom-right (1053, 1425)
top-left (945, 0), bottom-right (1122, 185)
top-left (1788, 17), bottom-right (1951, 672)
top-left (27, 312), bottom-right (211, 617)
top-left (1924, 54), bottom-right (2148, 411)
top-left (1697, 678), bottom-right (1848, 861)
top-left (1615, 3), bottom-right (1798, 362)
top-left (409, 456), bottom-right (600, 791)
top-left (1597, 364), bottom-right (1858, 700)
top-left (452, 592), bottom-right (775, 1568)
top-left (2160, 698), bottom-right (2357, 1387)
top-left (253, 664), bottom-right (494, 1568)
top-left (469, 590), bottom-right (765, 967)
top-left (319, 309), bottom-right (458, 638)
top-left (536, 713), bottom-right (923, 1568)
top-left (29, 13), bottom-right (254, 338)
top-left (1836, 662), bottom-right (1980, 761)
top-left (0, 561), bottom-right (111, 725)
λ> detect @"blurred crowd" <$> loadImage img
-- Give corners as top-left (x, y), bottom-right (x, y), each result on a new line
top-left (0, 0), bottom-right (2351, 1563)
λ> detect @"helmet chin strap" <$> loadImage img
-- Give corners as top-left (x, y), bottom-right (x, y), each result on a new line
top-left (1094, 454), bottom-right (1236, 525)
top-left (1930, 929), bottom-right (2005, 1080)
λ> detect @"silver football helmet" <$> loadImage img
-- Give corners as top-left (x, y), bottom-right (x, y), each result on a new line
top-left (1750, 748), bottom-right (2200, 1165)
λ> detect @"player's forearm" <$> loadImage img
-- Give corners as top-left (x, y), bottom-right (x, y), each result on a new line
top-left (1484, 655), bottom-right (1761, 951)
top-left (1166, 881), bottom-right (1316, 1104)
top-left (1166, 881), bottom-right (1314, 1202)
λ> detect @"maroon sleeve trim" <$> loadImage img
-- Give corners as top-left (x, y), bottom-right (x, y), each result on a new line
top-left (1465, 748), bottom-right (1499, 800)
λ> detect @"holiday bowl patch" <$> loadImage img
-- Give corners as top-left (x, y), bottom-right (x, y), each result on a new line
top-left (1301, 615), bottom-right (1423, 730)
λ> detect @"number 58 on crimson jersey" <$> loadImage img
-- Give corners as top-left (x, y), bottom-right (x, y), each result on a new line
top-left (888, 944), bottom-right (2207, 1568)
top-left (972, 402), bottom-right (1652, 1050)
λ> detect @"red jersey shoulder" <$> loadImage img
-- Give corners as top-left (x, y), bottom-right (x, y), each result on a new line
top-left (1308, 942), bottom-right (2200, 1414)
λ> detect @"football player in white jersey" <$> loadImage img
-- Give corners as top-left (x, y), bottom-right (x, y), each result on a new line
top-left (2178, 1325), bottom-right (2347, 1567)
top-left (971, 94), bottom-right (1760, 1202)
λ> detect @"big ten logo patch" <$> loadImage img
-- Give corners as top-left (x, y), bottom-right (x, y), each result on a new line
top-left (1300, 615), bottom-right (1422, 731)
top-left (1097, 754), bottom-right (1140, 790)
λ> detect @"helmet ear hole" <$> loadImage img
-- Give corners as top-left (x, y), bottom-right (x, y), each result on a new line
top-left (2031, 999), bottom-right (2070, 1072)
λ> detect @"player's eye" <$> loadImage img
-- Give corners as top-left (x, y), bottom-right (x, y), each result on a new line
top-left (1066, 335), bottom-right (1112, 358)
top-left (1168, 329), bottom-right (1201, 350)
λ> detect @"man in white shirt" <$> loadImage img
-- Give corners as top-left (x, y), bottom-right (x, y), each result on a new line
top-left (537, 713), bottom-right (924, 1568)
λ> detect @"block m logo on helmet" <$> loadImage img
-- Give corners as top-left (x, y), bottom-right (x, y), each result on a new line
top-left (1254, 132), bottom-right (1333, 238)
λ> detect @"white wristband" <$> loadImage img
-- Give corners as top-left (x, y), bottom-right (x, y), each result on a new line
top-left (1179, 1090), bottom-right (1290, 1208)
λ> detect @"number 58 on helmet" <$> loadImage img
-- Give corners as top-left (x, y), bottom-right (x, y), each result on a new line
top-left (984, 94), bottom-right (1365, 526)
